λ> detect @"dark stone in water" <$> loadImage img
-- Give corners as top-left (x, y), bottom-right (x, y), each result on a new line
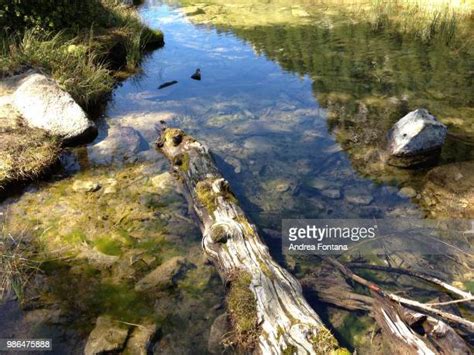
top-left (191, 68), bottom-right (201, 80)
top-left (158, 80), bottom-right (178, 89)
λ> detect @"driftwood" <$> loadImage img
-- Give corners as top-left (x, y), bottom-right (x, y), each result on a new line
top-left (324, 257), bottom-right (474, 332)
top-left (156, 128), bottom-right (342, 353)
top-left (324, 257), bottom-right (472, 354)
top-left (348, 263), bottom-right (473, 300)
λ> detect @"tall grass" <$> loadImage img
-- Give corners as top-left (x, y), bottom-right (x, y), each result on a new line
top-left (9, 31), bottom-right (115, 108)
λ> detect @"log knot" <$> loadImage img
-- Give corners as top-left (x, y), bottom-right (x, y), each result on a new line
top-left (209, 221), bottom-right (241, 243)
top-left (156, 128), bottom-right (184, 149)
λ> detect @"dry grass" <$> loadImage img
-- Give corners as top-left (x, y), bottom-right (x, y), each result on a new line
top-left (0, 124), bottom-right (60, 189)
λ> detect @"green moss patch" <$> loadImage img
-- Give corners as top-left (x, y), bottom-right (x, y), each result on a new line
top-left (195, 179), bottom-right (218, 212)
top-left (94, 237), bottom-right (123, 256)
top-left (227, 270), bottom-right (259, 350)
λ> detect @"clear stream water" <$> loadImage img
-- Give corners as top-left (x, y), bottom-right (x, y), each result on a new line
top-left (1, 0), bottom-right (473, 353)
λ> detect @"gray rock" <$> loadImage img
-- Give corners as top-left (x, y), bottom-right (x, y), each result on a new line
top-left (87, 125), bottom-right (145, 165)
top-left (388, 109), bottom-right (447, 167)
top-left (72, 180), bottom-right (101, 193)
top-left (84, 316), bottom-right (130, 355)
top-left (135, 256), bottom-right (190, 291)
top-left (308, 178), bottom-right (332, 190)
top-left (224, 156), bottom-right (242, 174)
top-left (398, 186), bottom-right (417, 199)
top-left (208, 313), bottom-right (230, 354)
top-left (13, 73), bottom-right (96, 142)
top-left (321, 189), bottom-right (341, 199)
top-left (345, 189), bottom-right (373, 205)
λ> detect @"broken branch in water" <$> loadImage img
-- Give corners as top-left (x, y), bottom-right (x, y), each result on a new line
top-left (322, 256), bottom-right (473, 354)
top-left (348, 262), bottom-right (473, 300)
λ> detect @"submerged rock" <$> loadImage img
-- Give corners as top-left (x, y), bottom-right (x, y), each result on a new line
top-left (397, 186), bottom-right (417, 199)
top-left (321, 188), bottom-right (341, 199)
top-left (84, 316), bottom-right (130, 355)
top-left (208, 313), bottom-right (230, 354)
top-left (124, 322), bottom-right (158, 355)
top-left (135, 256), bottom-right (190, 291)
top-left (13, 73), bottom-right (96, 143)
top-left (421, 161), bottom-right (474, 218)
top-left (72, 180), bottom-right (101, 193)
top-left (151, 172), bottom-right (176, 193)
top-left (387, 109), bottom-right (447, 167)
top-left (345, 189), bottom-right (373, 205)
top-left (87, 125), bottom-right (145, 165)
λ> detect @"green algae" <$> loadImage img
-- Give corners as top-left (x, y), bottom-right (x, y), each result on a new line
top-left (336, 313), bottom-right (376, 351)
top-left (1, 161), bottom-right (221, 334)
top-left (94, 237), bottom-right (123, 256)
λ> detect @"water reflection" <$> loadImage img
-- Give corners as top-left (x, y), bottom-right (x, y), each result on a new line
top-left (110, 3), bottom-right (422, 228)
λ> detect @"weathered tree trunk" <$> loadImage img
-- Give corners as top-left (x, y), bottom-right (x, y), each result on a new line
top-left (156, 128), bottom-right (342, 354)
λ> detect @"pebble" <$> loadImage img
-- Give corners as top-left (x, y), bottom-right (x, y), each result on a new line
top-left (345, 190), bottom-right (373, 205)
top-left (398, 186), bottom-right (417, 199)
top-left (72, 180), bottom-right (101, 193)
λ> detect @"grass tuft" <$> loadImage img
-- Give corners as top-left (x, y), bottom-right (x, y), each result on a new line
top-left (360, 0), bottom-right (469, 44)
top-left (0, 124), bottom-right (61, 189)
top-left (0, 229), bottom-right (41, 303)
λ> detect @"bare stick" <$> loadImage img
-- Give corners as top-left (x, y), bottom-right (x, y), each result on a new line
top-left (348, 262), bottom-right (472, 300)
top-left (324, 257), bottom-right (474, 332)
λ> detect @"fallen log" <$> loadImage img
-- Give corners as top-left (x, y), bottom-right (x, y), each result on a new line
top-left (156, 128), bottom-right (344, 354)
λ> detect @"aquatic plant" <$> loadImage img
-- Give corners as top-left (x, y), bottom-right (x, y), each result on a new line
top-left (0, 229), bottom-right (40, 303)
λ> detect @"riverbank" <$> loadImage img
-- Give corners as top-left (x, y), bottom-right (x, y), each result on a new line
top-left (1, 0), bottom-right (163, 109)
top-left (0, 0), bottom-right (164, 191)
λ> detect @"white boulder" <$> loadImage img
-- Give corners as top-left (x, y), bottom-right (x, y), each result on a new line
top-left (388, 109), bottom-right (447, 167)
top-left (13, 73), bottom-right (96, 142)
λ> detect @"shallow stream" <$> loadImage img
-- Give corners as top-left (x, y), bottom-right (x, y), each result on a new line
top-left (1, 0), bottom-right (473, 353)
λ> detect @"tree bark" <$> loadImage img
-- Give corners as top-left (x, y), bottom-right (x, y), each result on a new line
top-left (156, 128), bottom-right (342, 354)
